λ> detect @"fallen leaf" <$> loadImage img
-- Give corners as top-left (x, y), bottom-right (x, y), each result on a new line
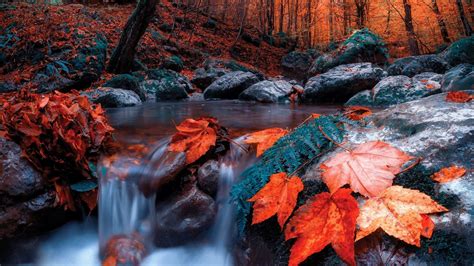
top-left (285, 188), bottom-right (359, 266)
top-left (54, 181), bottom-right (76, 211)
top-left (248, 172), bottom-right (304, 228)
top-left (445, 91), bottom-right (473, 103)
top-left (421, 214), bottom-right (435, 238)
top-left (245, 128), bottom-right (288, 157)
top-left (310, 113), bottom-right (321, 119)
top-left (320, 141), bottom-right (412, 197)
top-left (344, 106), bottom-right (373, 121)
top-left (356, 186), bottom-right (447, 246)
top-left (80, 189), bottom-right (98, 212)
top-left (168, 117), bottom-right (219, 164)
top-left (431, 165), bottom-right (466, 183)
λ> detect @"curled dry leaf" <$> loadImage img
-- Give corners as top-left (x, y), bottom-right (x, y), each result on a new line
top-left (248, 172), bottom-right (304, 228)
top-left (356, 186), bottom-right (447, 247)
top-left (168, 117), bottom-right (219, 164)
top-left (431, 165), bottom-right (466, 183)
top-left (54, 181), bottom-right (76, 211)
top-left (245, 127), bottom-right (289, 157)
top-left (445, 91), bottom-right (473, 103)
top-left (103, 234), bottom-right (146, 266)
top-left (344, 106), bottom-right (373, 121)
top-left (285, 188), bottom-right (359, 266)
top-left (320, 141), bottom-right (412, 198)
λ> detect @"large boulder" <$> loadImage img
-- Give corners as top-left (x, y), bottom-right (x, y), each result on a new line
top-left (103, 74), bottom-right (146, 101)
top-left (154, 184), bottom-right (217, 247)
top-left (281, 50), bottom-right (318, 80)
top-left (303, 92), bottom-right (474, 264)
top-left (203, 71), bottom-right (260, 99)
top-left (302, 63), bottom-right (385, 103)
top-left (191, 67), bottom-right (228, 90)
top-left (143, 69), bottom-right (192, 101)
top-left (239, 80), bottom-right (294, 103)
top-left (387, 54), bottom-right (449, 77)
top-left (0, 138), bottom-right (69, 239)
top-left (346, 73), bottom-right (442, 106)
top-left (309, 28), bottom-right (388, 75)
top-left (83, 88), bottom-right (142, 108)
top-left (440, 36), bottom-right (474, 66)
top-left (441, 63), bottom-right (474, 92)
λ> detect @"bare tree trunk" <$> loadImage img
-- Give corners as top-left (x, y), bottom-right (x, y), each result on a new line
top-left (355, 0), bottom-right (366, 28)
top-left (343, 0), bottom-right (349, 34)
top-left (432, 0), bottom-right (450, 43)
top-left (402, 0), bottom-right (420, 55)
top-left (108, 0), bottom-right (158, 74)
top-left (329, 0), bottom-right (334, 42)
top-left (279, 0), bottom-right (284, 32)
top-left (456, 0), bottom-right (473, 36)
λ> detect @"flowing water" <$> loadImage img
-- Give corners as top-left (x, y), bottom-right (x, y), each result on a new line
top-left (3, 101), bottom-right (340, 265)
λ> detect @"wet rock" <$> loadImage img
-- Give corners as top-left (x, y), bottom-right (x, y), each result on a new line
top-left (191, 67), bottom-right (228, 90)
top-left (0, 82), bottom-right (18, 93)
top-left (440, 36), bottom-right (474, 66)
top-left (346, 73), bottom-right (442, 106)
top-left (160, 55), bottom-right (184, 73)
top-left (387, 54), bottom-right (449, 77)
top-left (281, 50), bottom-right (318, 80)
top-left (144, 69), bottom-right (193, 101)
top-left (441, 63), bottom-right (474, 92)
top-left (83, 88), bottom-right (142, 108)
top-left (239, 80), bottom-right (294, 103)
top-left (309, 29), bottom-right (388, 75)
top-left (139, 151), bottom-right (187, 197)
top-left (103, 74), bottom-right (146, 101)
top-left (203, 71), bottom-right (260, 99)
top-left (0, 138), bottom-right (69, 239)
top-left (154, 184), bottom-right (217, 247)
top-left (302, 63), bottom-right (385, 103)
top-left (197, 160), bottom-right (220, 197)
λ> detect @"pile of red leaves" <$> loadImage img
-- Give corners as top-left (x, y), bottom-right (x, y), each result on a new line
top-left (1, 90), bottom-right (114, 209)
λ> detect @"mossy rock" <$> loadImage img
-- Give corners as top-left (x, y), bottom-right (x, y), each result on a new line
top-left (309, 28), bottom-right (388, 75)
top-left (161, 55), bottom-right (184, 72)
top-left (103, 74), bottom-right (146, 101)
top-left (440, 36), bottom-right (474, 66)
top-left (143, 69), bottom-right (192, 101)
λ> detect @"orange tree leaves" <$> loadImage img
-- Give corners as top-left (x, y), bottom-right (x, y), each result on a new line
top-left (320, 141), bottom-right (412, 197)
top-left (245, 128), bottom-right (289, 157)
top-left (1, 91), bottom-right (114, 179)
top-left (356, 186), bottom-right (447, 247)
top-left (168, 117), bottom-right (219, 164)
top-left (285, 188), bottom-right (359, 266)
top-left (344, 106), bottom-right (373, 121)
top-left (248, 172), bottom-right (303, 228)
top-left (445, 91), bottom-right (473, 103)
top-left (431, 165), bottom-right (466, 183)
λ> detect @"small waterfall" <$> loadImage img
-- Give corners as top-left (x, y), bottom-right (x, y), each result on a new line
top-left (98, 139), bottom-right (170, 255)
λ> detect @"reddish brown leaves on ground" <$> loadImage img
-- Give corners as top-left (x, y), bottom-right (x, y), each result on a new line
top-left (320, 141), bottom-right (412, 197)
top-left (168, 117), bottom-right (219, 164)
top-left (445, 91), bottom-right (473, 103)
top-left (1, 91), bottom-right (114, 210)
top-left (1, 91), bottom-right (114, 176)
top-left (285, 188), bottom-right (359, 266)
top-left (248, 173), bottom-right (303, 228)
top-left (344, 106), bottom-right (373, 121)
top-left (245, 128), bottom-right (288, 157)
top-left (431, 165), bottom-right (466, 183)
top-left (356, 186), bottom-right (447, 247)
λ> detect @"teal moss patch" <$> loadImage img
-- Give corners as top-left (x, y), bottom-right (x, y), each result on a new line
top-left (393, 165), bottom-right (460, 209)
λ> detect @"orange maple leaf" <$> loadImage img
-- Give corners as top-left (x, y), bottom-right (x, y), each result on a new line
top-left (356, 186), bottom-right (447, 247)
top-left (245, 128), bottom-right (288, 157)
top-left (421, 214), bottom-right (435, 238)
top-left (320, 141), bottom-right (412, 197)
top-left (344, 106), bottom-right (372, 121)
top-left (248, 172), bottom-right (304, 228)
top-left (284, 188), bottom-right (359, 266)
top-left (168, 117), bottom-right (219, 164)
top-left (431, 165), bottom-right (466, 183)
top-left (445, 91), bottom-right (473, 103)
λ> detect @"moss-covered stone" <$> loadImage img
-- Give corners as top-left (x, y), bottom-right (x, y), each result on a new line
top-left (143, 69), bottom-right (192, 101)
top-left (310, 28), bottom-right (388, 75)
top-left (161, 55), bottom-right (184, 72)
top-left (103, 74), bottom-right (146, 101)
top-left (441, 36), bottom-right (474, 66)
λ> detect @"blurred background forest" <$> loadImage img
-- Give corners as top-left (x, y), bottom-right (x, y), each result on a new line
top-left (42, 0), bottom-right (473, 58)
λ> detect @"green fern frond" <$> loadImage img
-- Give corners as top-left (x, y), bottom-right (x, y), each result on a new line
top-left (231, 115), bottom-right (345, 234)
